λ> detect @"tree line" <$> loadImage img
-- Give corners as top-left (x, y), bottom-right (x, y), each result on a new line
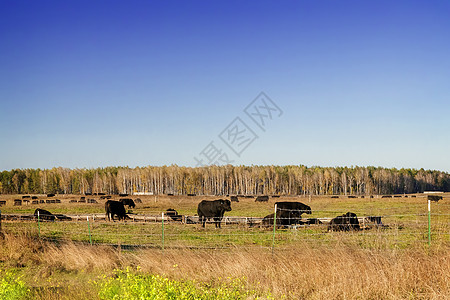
top-left (0, 165), bottom-right (449, 196)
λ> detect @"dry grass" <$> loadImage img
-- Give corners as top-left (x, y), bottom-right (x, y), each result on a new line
top-left (1, 232), bottom-right (449, 299)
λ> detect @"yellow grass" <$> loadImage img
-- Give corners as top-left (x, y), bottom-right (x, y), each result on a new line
top-left (1, 232), bottom-right (449, 299)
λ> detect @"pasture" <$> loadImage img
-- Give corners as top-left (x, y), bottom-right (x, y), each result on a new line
top-left (0, 193), bottom-right (449, 299)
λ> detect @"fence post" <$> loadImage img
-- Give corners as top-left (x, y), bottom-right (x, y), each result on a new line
top-left (87, 216), bottom-right (92, 245)
top-left (162, 212), bottom-right (165, 252)
top-left (272, 204), bottom-right (277, 255)
top-left (37, 210), bottom-right (41, 237)
top-left (428, 199), bottom-right (431, 246)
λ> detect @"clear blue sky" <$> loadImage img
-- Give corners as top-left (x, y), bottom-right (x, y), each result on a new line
top-left (1, 0), bottom-right (449, 171)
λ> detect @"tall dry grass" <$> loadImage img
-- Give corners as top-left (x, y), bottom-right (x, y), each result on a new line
top-left (1, 232), bottom-right (449, 299)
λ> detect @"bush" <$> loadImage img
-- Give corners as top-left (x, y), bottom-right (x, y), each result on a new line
top-left (96, 267), bottom-right (271, 300)
top-left (0, 269), bottom-right (29, 300)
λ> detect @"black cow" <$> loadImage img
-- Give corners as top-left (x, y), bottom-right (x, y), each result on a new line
top-left (105, 200), bottom-right (127, 221)
top-left (34, 208), bottom-right (55, 221)
top-left (275, 201), bottom-right (312, 215)
top-left (47, 194), bottom-right (55, 197)
top-left (120, 198), bottom-right (136, 208)
top-left (255, 196), bottom-right (269, 202)
top-left (261, 210), bottom-right (302, 227)
top-left (197, 199), bottom-right (232, 228)
top-left (328, 212), bottom-right (360, 231)
top-left (166, 208), bottom-right (183, 221)
top-left (230, 196), bottom-right (239, 202)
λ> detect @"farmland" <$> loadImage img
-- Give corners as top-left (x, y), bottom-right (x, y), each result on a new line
top-left (0, 193), bottom-right (449, 299)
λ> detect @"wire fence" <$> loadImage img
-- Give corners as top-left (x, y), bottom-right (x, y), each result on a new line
top-left (1, 206), bottom-right (449, 251)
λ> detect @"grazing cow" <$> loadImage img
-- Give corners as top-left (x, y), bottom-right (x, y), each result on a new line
top-left (166, 208), bottom-right (183, 221)
top-left (34, 208), bottom-right (55, 221)
top-left (47, 194), bottom-right (55, 197)
top-left (331, 196), bottom-right (339, 198)
top-left (381, 195), bottom-right (392, 198)
top-left (0, 200), bottom-right (6, 206)
top-left (328, 212), bottom-right (360, 231)
top-left (255, 196), bottom-right (269, 202)
top-left (119, 193), bottom-right (128, 197)
top-left (32, 200), bottom-right (39, 204)
top-left (187, 193), bottom-right (196, 196)
top-left (261, 210), bottom-right (302, 227)
top-left (275, 201), bottom-right (312, 216)
top-left (105, 200), bottom-right (127, 221)
top-left (348, 195), bottom-right (357, 198)
top-left (39, 200), bottom-right (45, 204)
top-left (197, 199), bottom-right (232, 228)
top-left (120, 198), bottom-right (136, 208)
top-left (272, 195), bottom-right (280, 198)
top-left (14, 199), bottom-right (22, 206)
top-left (134, 198), bottom-right (142, 203)
top-left (167, 193), bottom-right (174, 196)
top-left (87, 199), bottom-right (98, 204)
top-left (31, 196), bottom-right (38, 200)
top-left (230, 196), bottom-right (239, 202)
top-left (22, 195), bottom-right (30, 199)
top-left (427, 195), bottom-right (443, 202)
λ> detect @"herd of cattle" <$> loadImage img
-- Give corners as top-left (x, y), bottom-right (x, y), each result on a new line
top-left (2, 194), bottom-right (386, 232)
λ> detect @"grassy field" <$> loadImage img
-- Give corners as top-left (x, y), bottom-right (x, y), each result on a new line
top-left (0, 193), bottom-right (449, 299)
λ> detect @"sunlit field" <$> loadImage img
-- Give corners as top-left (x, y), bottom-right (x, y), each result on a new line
top-left (1, 193), bottom-right (449, 299)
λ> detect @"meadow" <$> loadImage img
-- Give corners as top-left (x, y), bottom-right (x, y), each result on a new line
top-left (0, 193), bottom-right (449, 299)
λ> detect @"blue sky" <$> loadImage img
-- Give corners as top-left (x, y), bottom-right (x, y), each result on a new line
top-left (1, 0), bottom-right (449, 171)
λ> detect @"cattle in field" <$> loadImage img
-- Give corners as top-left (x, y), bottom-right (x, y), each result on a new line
top-left (88, 199), bottom-right (98, 204)
top-left (55, 199), bottom-right (61, 203)
top-left (47, 194), bottom-right (55, 197)
top-left (39, 200), bottom-right (45, 204)
top-left (78, 198), bottom-right (86, 203)
top-left (230, 196), bottom-right (239, 202)
top-left (381, 195), bottom-right (392, 198)
top-left (85, 192), bottom-right (92, 195)
top-left (348, 195), bottom-right (357, 198)
top-left (255, 196), bottom-right (269, 202)
top-left (167, 193), bottom-right (174, 196)
top-left (272, 195), bottom-right (280, 198)
top-left (364, 216), bottom-right (383, 226)
top-left (105, 200), bottom-right (128, 221)
top-left (261, 210), bottom-right (303, 227)
top-left (166, 208), bottom-right (183, 221)
top-left (69, 200), bottom-right (77, 203)
top-left (275, 201), bottom-right (312, 216)
top-left (303, 218), bottom-right (322, 225)
top-left (14, 199), bottom-right (22, 206)
top-left (22, 195), bottom-right (30, 199)
top-left (427, 195), bottom-right (443, 202)
top-left (197, 199), bottom-right (232, 228)
top-left (0, 200), bottom-right (6, 206)
top-left (31, 196), bottom-right (38, 199)
top-left (120, 198), bottom-right (136, 208)
top-left (119, 193), bottom-right (128, 197)
top-left (187, 193), bottom-right (196, 196)
top-left (32, 200), bottom-right (39, 204)
top-left (34, 208), bottom-right (55, 221)
top-left (331, 196), bottom-right (339, 198)
top-left (134, 198), bottom-right (142, 203)
top-left (411, 195), bottom-right (416, 198)
top-left (328, 212), bottom-right (360, 231)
